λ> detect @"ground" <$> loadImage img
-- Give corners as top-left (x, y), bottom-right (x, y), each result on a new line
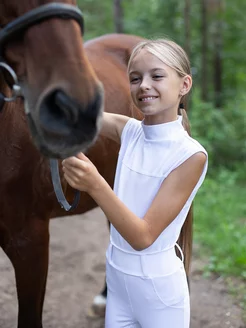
top-left (0, 208), bottom-right (245, 328)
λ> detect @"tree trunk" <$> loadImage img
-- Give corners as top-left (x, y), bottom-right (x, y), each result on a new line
top-left (201, 0), bottom-right (208, 102)
top-left (184, 0), bottom-right (191, 58)
top-left (113, 0), bottom-right (124, 33)
top-left (213, 0), bottom-right (223, 108)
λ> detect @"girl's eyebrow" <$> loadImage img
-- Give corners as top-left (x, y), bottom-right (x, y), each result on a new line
top-left (151, 68), bottom-right (166, 72)
top-left (129, 68), bottom-right (167, 75)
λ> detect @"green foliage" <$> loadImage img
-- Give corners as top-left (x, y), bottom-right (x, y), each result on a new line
top-left (77, 0), bottom-right (246, 107)
top-left (190, 90), bottom-right (246, 176)
top-left (77, 0), bottom-right (114, 40)
top-left (193, 169), bottom-right (246, 278)
top-left (122, 0), bottom-right (184, 43)
top-left (223, 0), bottom-right (246, 99)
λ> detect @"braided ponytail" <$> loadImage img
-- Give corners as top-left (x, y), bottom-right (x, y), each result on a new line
top-left (176, 101), bottom-right (193, 276)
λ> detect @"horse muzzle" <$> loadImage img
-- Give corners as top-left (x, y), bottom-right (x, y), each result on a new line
top-left (25, 84), bottom-right (104, 159)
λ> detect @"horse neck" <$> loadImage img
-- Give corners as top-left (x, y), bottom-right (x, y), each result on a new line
top-left (0, 73), bottom-right (7, 99)
top-left (0, 75), bottom-right (12, 114)
top-left (0, 73), bottom-right (48, 177)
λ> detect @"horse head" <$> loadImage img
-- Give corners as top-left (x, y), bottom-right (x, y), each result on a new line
top-left (0, 1), bottom-right (104, 159)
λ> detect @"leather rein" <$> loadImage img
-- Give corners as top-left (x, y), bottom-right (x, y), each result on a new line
top-left (0, 3), bottom-right (84, 211)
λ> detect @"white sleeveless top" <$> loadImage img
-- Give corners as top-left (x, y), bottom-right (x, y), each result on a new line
top-left (110, 115), bottom-right (208, 254)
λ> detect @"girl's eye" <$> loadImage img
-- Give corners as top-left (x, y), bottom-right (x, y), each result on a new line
top-left (153, 75), bottom-right (163, 79)
top-left (130, 77), bottom-right (140, 83)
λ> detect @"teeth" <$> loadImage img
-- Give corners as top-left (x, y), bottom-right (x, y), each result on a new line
top-left (141, 97), bottom-right (157, 101)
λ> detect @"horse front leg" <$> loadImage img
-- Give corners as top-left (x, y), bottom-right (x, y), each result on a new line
top-left (4, 218), bottom-right (49, 328)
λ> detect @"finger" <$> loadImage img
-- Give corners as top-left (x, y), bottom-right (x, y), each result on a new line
top-left (63, 171), bottom-right (82, 189)
top-left (62, 165), bottom-right (84, 178)
top-left (62, 156), bottom-right (87, 169)
top-left (76, 152), bottom-right (91, 163)
top-left (62, 156), bottom-right (77, 167)
top-left (63, 173), bottom-right (77, 189)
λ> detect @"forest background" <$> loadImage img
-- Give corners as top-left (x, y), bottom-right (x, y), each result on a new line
top-left (78, 0), bottom-right (246, 319)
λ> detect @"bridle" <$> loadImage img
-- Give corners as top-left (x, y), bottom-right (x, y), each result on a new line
top-left (0, 3), bottom-right (84, 211)
top-left (0, 3), bottom-right (84, 111)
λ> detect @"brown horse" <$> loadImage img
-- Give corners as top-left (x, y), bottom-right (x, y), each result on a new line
top-left (0, 2), bottom-right (144, 328)
top-left (0, 1), bottom-right (105, 159)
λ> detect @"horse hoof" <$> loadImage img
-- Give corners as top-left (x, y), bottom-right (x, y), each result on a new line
top-left (91, 294), bottom-right (106, 317)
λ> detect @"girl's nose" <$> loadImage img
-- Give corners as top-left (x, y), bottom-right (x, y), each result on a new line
top-left (140, 78), bottom-right (151, 90)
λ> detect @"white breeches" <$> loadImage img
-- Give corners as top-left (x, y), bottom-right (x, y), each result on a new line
top-left (105, 243), bottom-right (190, 328)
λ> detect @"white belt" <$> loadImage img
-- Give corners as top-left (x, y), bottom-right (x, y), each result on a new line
top-left (106, 243), bottom-right (184, 277)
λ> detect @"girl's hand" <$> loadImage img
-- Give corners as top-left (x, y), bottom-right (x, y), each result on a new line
top-left (62, 152), bottom-right (104, 194)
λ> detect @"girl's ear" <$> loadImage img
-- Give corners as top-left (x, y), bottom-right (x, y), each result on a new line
top-left (180, 75), bottom-right (192, 96)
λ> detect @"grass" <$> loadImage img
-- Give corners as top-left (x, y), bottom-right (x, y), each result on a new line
top-left (193, 167), bottom-right (246, 319)
top-left (193, 168), bottom-right (246, 278)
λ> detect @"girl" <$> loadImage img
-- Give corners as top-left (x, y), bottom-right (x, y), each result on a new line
top-left (62, 39), bottom-right (208, 328)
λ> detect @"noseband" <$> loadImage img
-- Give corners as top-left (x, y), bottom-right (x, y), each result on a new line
top-left (0, 3), bottom-right (84, 108)
top-left (0, 3), bottom-right (83, 211)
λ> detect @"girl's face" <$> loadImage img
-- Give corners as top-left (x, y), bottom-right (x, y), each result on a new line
top-left (128, 49), bottom-right (191, 125)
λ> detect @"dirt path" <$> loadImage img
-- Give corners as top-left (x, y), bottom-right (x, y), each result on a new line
top-left (0, 208), bottom-right (245, 328)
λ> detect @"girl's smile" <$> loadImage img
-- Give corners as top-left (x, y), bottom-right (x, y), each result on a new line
top-left (139, 95), bottom-right (159, 102)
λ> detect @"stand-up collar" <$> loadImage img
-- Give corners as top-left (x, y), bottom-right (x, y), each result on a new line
top-left (141, 115), bottom-right (184, 140)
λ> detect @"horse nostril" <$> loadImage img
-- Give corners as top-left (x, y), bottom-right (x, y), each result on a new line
top-left (39, 89), bottom-right (79, 136)
top-left (54, 90), bottom-right (78, 124)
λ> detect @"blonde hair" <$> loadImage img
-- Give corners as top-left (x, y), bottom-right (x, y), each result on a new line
top-left (128, 39), bottom-right (193, 275)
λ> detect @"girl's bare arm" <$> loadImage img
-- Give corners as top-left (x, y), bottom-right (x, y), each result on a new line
top-left (63, 152), bottom-right (207, 251)
top-left (100, 112), bottom-right (130, 144)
